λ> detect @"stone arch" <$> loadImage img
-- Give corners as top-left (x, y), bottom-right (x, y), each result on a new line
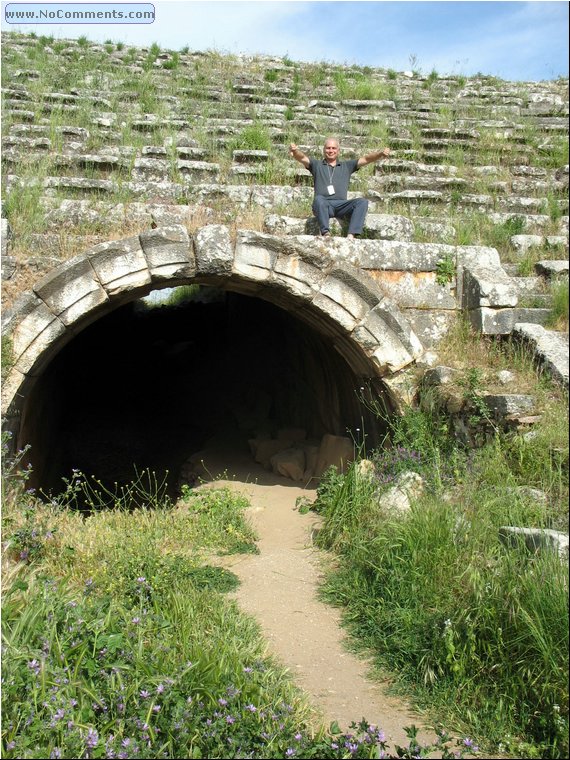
top-left (2, 225), bottom-right (424, 466)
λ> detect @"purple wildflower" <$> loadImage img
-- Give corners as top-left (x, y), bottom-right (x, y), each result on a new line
top-left (85, 727), bottom-right (99, 749)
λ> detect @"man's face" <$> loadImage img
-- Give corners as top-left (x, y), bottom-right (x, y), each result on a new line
top-left (323, 141), bottom-right (339, 162)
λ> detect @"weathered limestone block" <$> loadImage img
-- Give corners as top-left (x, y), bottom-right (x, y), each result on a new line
top-left (263, 215), bottom-right (311, 236)
top-left (232, 150), bottom-right (269, 163)
top-left (535, 260), bottom-right (569, 278)
top-left (139, 225), bottom-right (195, 282)
top-left (376, 471), bottom-right (425, 515)
top-left (374, 189), bottom-right (446, 205)
top-left (497, 196), bottom-right (548, 214)
top-left (233, 230), bottom-right (279, 283)
top-left (361, 214), bottom-right (415, 241)
top-left (373, 271), bottom-right (456, 309)
top-left (342, 99), bottom-right (395, 111)
top-left (462, 266), bottom-right (518, 309)
top-left (178, 160), bottom-right (220, 181)
top-left (272, 242), bottom-right (330, 300)
top-left (510, 234), bottom-right (544, 253)
top-left (469, 307), bottom-right (552, 334)
top-left (482, 394), bottom-right (535, 417)
top-left (314, 434), bottom-right (354, 477)
top-left (527, 93), bottom-right (566, 114)
top-left (132, 157), bottom-right (171, 182)
top-left (413, 219), bottom-right (456, 242)
top-left (499, 526), bottom-right (569, 559)
top-left (194, 224), bottom-right (234, 276)
top-left (356, 240), bottom-right (454, 272)
top-left (1, 292), bottom-right (66, 376)
top-left (312, 263), bottom-right (380, 334)
top-left (422, 365), bottom-right (461, 387)
top-left (405, 309), bottom-right (457, 349)
top-left (188, 183), bottom-right (253, 207)
top-left (270, 447), bottom-right (306, 481)
top-left (488, 212), bottom-right (551, 230)
top-left (512, 323), bottom-right (569, 389)
top-left (87, 234), bottom-right (151, 296)
top-left (546, 235), bottom-right (569, 250)
top-left (33, 253), bottom-right (109, 326)
top-left (250, 184), bottom-right (312, 209)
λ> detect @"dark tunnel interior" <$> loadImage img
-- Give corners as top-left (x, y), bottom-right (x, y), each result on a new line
top-left (22, 286), bottom-right (393, 499)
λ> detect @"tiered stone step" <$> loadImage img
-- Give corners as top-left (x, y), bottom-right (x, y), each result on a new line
top-left (512, 323), bottom-right (569, 389)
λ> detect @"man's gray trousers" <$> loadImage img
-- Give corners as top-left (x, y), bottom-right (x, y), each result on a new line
top-left (312, 196), bottom-right (369, 235)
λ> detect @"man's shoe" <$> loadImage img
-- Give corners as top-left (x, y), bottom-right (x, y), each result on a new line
top-left (320, 230), bottom-right (331, 237)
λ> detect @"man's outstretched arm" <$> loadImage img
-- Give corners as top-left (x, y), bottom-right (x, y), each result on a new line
top-left (289, 143), bottom-right (310, 169)
top-left (357, 147), bottom-right (391, 168)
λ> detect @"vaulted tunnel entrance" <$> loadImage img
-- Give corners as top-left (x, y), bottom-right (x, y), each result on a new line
top-left (22, 286), bottom-right (396, 499)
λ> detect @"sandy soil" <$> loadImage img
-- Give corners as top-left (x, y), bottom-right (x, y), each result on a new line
top-left (193, 438), bottom-right (435, 750)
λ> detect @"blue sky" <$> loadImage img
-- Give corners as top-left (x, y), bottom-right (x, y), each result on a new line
top-left (2, 1), bottom-right (569, 81)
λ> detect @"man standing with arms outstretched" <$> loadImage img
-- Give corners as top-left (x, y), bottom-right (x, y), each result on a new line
top-left (289, 138), bottom-right (390, 239)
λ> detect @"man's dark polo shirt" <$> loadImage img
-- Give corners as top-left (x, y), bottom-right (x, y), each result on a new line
top-left (308, 157), bottom-right (359, 200)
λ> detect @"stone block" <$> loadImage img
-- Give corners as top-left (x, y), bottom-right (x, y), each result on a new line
top-left (535, 260), bottom-right (569, 278)
top-left (139, 224), bottom-right (195, 282)
top-left (33, 254), bottom-right (109, 326)
top-left (499, 526), bottom-right (569, 559)
top-left (270, 447), bottom-right (306, 481)
top-left (87, 234), bottom-right (151, 295)
top-left (234, 231), bottom-right (278, 283)
top-left (482, 394), bottom-right (535, 417)
top-left (468, 307), bottom-right (515, 334)
top-left (463, 266), bottom-right (518, 309)
top-left (314, 434), bottom-right (354, 477)
top-left (376, 471), bottom-right (425, 515)
top-left (2, 292), bottom-right (66, 375)
top-left (194, 225), bottom-right (234, 276)
top-left (357, 240), bottom-right (453, 272)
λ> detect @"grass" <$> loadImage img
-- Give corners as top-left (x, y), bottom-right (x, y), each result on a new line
top-left (545, 278), bottom-right (569, 330)
top-left (1, 440), bottom-right (479, 760)
top-left (312, 368), bottom-right (569, 758)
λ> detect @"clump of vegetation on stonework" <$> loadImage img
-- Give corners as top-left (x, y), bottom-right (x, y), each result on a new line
top-left (1, 435), bottom-right (481, 759)
top-left (545, 278), bottom-right (569, 330)
top-left (312, 365), bottom-right (569, 758)
top-left (229, 122), bottom-right (272, 153)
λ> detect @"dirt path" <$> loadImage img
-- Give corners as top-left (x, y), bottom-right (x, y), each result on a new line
top-left (193, 439), bottom-right (434, 749)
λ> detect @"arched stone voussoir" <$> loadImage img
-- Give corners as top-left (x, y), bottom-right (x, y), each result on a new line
top-left (1, 291), bottom-right (68, 383)
top-left (139, 224), bottom-right (195, 283)
top-left (233, 230), bottom-right (333, 286)
top-left (32, 251), bottom-right (110, 327)
top-left (86, 233), bottom-right (152, 297)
